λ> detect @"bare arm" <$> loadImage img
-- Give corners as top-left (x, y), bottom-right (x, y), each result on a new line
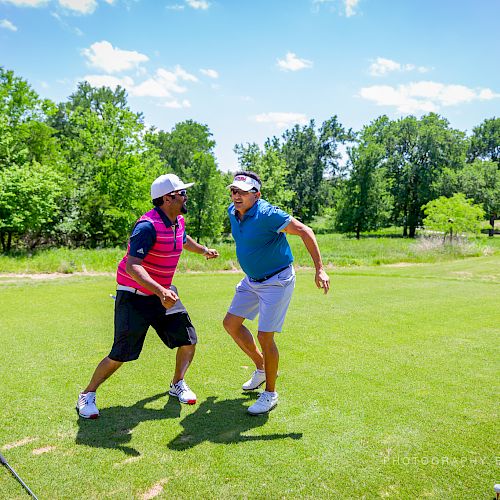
top-left (126, 256), bottom-right (178, 308)
top-left (282, 217), bottom-right (330, 294)
top-left (184, 234), bottom-right (219, 259)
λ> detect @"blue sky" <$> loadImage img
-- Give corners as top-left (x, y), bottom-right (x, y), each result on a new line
top-left (1, 0), bottom-right (499, 171)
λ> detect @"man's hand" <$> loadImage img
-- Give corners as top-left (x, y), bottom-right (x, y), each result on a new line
top-left (315, 268), bottom-right (330, 294)
top-left (204, 248), bottom-right (219, 260)
top-left (159, 288), bottom-right (179, 309)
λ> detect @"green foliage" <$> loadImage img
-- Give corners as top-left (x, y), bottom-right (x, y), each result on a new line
top-left (234, 140), bottom-right (294, 209)
top-left (335, 125), bottom-right (392, 238)
top-left (148, 120), bottom-right (226, 241)
top-left (467, 117), bottom-right (500, 163)
top-left (422, 193), bottom-right (485, 241)
top-left (0, 67), bottom-right (496, 252)
top-left (0, 162), bottom-right (65, 251)
top-left (51, 82), bottom-right (154, 247)
top-left (281, 117), bottom-right (350, 221)
top-left (382, 113), bottom-right (467, 237)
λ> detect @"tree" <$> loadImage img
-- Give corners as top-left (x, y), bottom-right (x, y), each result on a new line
top-left (433, 160), bottom-right (500, 236)
top-left (234, 140), bottom-right (294, 210)
top-left (335, 141), bottom-right (392, 238)
top-left (51, 82), bottom-right (156, 247)
top-left (0, 68), bottom-right (65, 251)
top-left (422, 193), bottom-right (485, 242)
top-left (185, 152), bottom-right (226, 241)
top-left (384, 113), bottom-right (467, 237)
top-left (280, 116), bottom-right (351, 222)
top-left (467, 117), bottom-right (500, 163)
top-left (0, 162), bottom-right (64, 251)
top-left (148, 120), bottom-right (226, 241)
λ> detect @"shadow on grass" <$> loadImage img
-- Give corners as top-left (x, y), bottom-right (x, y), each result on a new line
top-left (76, 391), bottom-right (179, 456)
top-left (168, 394), bottom-right (303, 451)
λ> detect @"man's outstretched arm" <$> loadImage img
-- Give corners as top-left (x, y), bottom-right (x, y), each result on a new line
top-left (282, 217), bottom-right (330, 294)
top-left (184, 235), bottom-right (219, 259)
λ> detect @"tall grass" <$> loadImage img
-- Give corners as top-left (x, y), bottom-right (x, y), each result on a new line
top-left (0, 233), bottom-right (498, 273)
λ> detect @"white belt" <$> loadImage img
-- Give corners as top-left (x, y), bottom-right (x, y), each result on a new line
top-left (116, 285), bottom-right (149, 296)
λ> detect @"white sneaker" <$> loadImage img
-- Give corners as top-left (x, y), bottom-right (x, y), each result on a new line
top-left (169, 380), bottom-right (197, 405)
top-left (247, 391), bottom-right (278, 415)
top-left (76, 392), bottom-right (99, 419)
top-left (242, 369), bottom-right (266, 391)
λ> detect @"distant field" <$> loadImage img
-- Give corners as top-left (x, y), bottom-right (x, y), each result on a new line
top-left (0, 233), bottom-right (498, 273)
top-left (0, 256), bottom-right (498, 498)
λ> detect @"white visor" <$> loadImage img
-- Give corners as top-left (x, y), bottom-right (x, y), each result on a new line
top-left (227, 175), bottom-right (261, 192)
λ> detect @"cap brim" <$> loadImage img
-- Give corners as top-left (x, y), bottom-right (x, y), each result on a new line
top-left (167, 182), bottom-right (194, 194)
top-left (227, 181), bottom-right (255, 191)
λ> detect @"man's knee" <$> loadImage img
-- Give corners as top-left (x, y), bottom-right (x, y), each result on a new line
top-left (257, 331), bottom-right (275, 347)
top-left (223, 313), bottom-right (240, 334)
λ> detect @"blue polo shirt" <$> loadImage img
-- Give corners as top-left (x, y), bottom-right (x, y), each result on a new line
top-left (228, 199), bottom-right (293, 280)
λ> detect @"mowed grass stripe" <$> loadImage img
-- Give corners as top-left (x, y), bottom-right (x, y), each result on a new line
top-left (0, 260), bottom-right (498, 498)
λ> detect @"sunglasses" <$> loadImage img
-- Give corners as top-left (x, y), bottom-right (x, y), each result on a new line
top-left (230, 188), bottom-right (256, 195)
top-left (170, 189), bottom-right (187, 197)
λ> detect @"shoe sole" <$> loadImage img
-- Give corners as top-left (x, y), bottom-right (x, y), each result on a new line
top-left (75, 407), bottom-right (99, 419)
top-left (168, 391), bottom-right (196, 405)
top-left (242, 380), bottom-right (266, 391)
top-left (247, 402), bottom-right (278, 416)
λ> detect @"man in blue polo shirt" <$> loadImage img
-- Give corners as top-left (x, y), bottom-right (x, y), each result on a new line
top-left (223, 171), bottom-right (330, 415)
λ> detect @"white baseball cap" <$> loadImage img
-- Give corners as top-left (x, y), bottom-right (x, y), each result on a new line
top-left (227, 174), bottom-right (261, 192)
top-left (151, 174), bottom-right (194, 199)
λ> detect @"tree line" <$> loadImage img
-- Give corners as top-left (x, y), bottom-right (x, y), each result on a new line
top-left (0, 67), bottom-right (498, 252)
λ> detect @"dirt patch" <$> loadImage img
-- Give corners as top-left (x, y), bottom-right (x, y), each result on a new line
top-left (2, 437), bottom-right (38, 450)
top-left (140, 479), bottom-right (169, 500)
top-left (32, 446), bottom-right (56, 455)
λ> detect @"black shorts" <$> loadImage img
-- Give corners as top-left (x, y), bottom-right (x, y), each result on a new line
top-left (109, 290), bottom-right (197, 362)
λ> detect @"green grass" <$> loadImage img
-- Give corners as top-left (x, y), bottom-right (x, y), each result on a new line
top-left (0, 233), bottom-right (498, 273)
top-left (0, 257), bottom-right (498, 498)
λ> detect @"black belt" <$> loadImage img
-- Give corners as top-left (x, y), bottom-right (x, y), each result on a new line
top-left (249, 265), bottom-right (291, 283)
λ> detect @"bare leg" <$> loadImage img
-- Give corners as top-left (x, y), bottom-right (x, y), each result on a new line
top-left (257, 331), bottom-right (278, 392)
top-left (83, 356), bottom-right (123, 393)
top-left (172, 345), bottom-right (196, 384)
top-left (223, 313), bottom-right (264, 369)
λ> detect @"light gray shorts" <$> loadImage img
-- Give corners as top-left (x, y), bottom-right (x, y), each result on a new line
top-left (228, 265), bottom-right (296, 333)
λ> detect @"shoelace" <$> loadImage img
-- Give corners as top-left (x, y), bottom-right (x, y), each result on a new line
top-left (258, 392), bottom-right (271, 403)
top-left (85, 393), bottom-right (96, 405)
top-left (175, 380), bottom-right (189, 393)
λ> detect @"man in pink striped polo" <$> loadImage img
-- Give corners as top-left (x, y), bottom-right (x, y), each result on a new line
top-left (76, 174), bottom-right (218, 419)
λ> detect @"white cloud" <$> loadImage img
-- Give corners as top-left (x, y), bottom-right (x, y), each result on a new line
top-left (200, 68), bottom-right (219, 79)
top-left (82, 40), bottom-right (149, 73)
top-left (254, 112), bottom-right (308, 128)
top-left (369, 57), bottom-right (431, 77)
top-left (312, 0), bottom-right (360, 16)
top-left (83, 65), bottom-right (198, 101)
top-left (83, 74), bottom-right (135, 90)
top-left (185, 0), bottom-right (209, 9)
top-left (161, 99), bottom-right (191, 109)
top-left (103, 0), bottom-right (116, 3)
top-left (173, 64), bottom-right (198, 82)
top-left (58, 0), bottom-right (97, 14)
top-left (1, 0), bottom-right (48, 6)
top-left (344, 0), bottom-right (359, 17)
top-left (0, 19), bottom-right (18, 31)
top-left (277, 52), bottom-right (313, 72)
top-left (166, 4), bottom-right (184, 10)
top-left (359, 81), bottom-right (500, 114)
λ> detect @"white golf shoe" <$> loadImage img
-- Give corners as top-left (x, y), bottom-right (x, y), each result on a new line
top-left (76, 392), bottom-right (99, 419)
top-left (247, 391), bottom-right (278, 415)
top-left (169, 379), bottom-right (197, 405)
top-left (242, 369), bottom-right (266, 391)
